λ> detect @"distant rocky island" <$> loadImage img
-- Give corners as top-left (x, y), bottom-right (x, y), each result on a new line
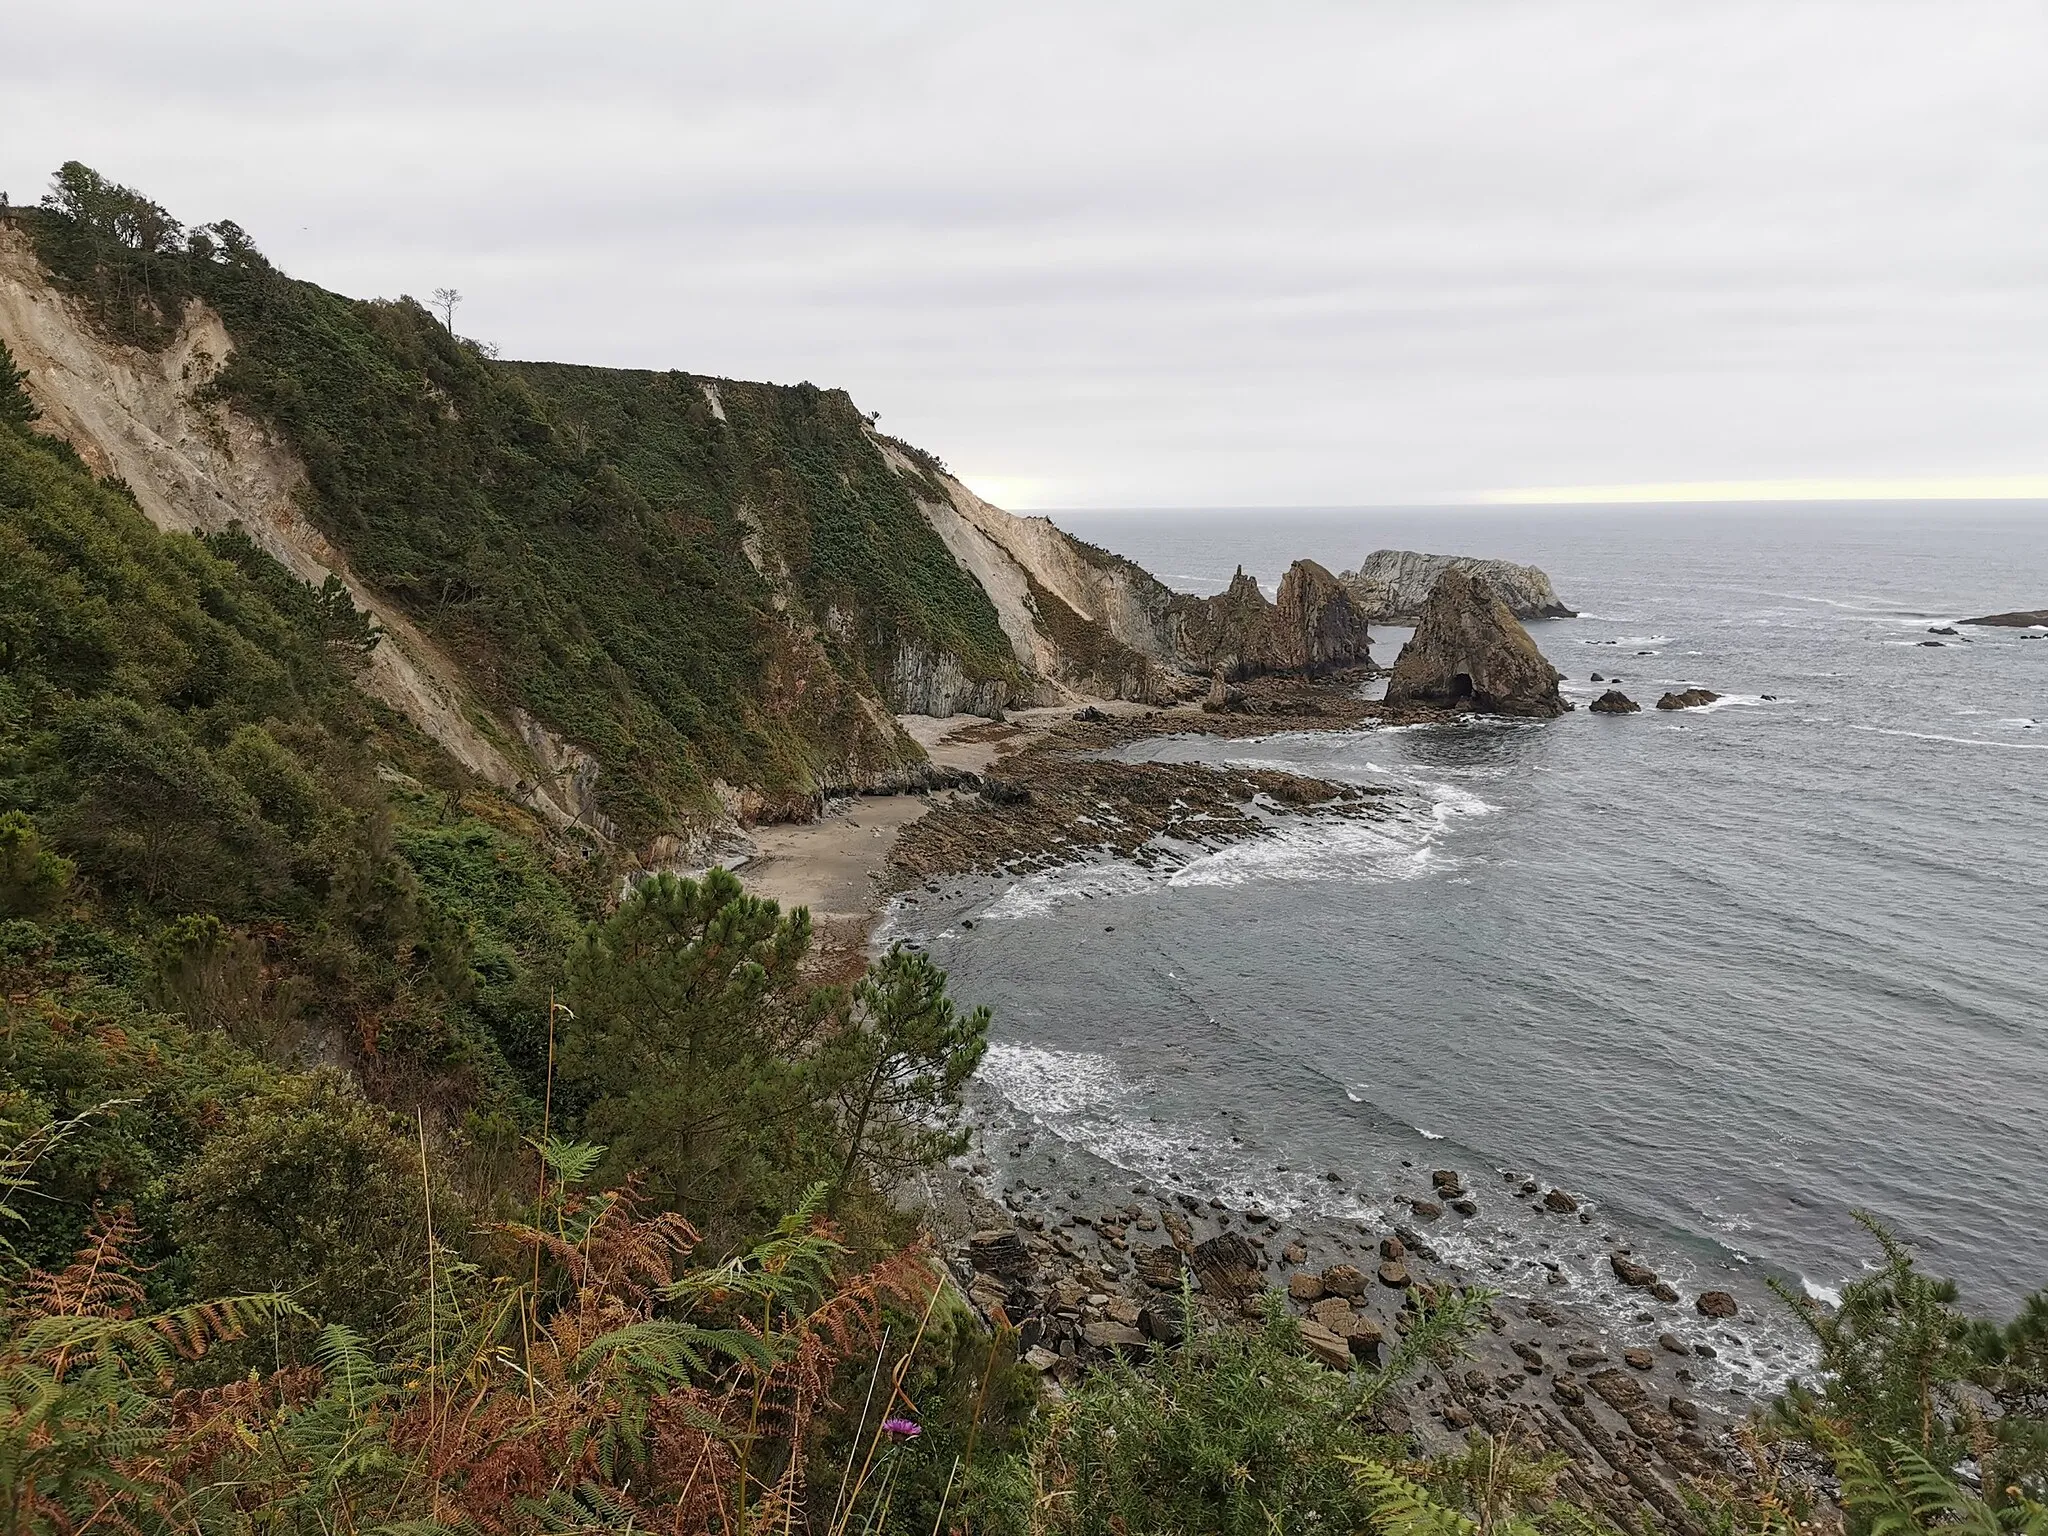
top-left (1341, 548), bottom-right (1575, 624)
top-left (1962, 607), bottom-right (2048, 628)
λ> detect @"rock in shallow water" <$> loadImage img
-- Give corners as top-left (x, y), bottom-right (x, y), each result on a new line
top-left (1655, 688), bottom-right (1720, 710)
top-left (1589, 689), bottom-right (1640, 714)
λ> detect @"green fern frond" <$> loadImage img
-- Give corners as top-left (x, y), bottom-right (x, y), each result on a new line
top-left (1347, 1457), bottom-right (1481, 1536)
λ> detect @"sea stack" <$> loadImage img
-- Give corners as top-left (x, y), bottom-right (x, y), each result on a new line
top-left (1273, 559), bottom-right (1372, 674)
top-left (1384, 569), bottom-right (1569, 718)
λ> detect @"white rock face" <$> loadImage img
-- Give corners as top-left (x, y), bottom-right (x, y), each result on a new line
top-left (1342, 549), bottom-right (1573, 623)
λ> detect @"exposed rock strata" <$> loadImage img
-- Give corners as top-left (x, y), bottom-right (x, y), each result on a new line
top-left (1384, 569), bottom-right (1568, 718)
top-left (1344, 548), bottom-right (1574, 623)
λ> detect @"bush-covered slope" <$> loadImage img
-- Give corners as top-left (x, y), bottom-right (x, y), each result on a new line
top-left (17, 164), bottom-right (1025, 840)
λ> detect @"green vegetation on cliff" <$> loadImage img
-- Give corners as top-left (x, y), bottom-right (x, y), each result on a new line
top-left (23, 162), bottom-right (1025, 838)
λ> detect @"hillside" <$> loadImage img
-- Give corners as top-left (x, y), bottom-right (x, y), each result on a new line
top-left (0, 166), bottom-right (1388, 866)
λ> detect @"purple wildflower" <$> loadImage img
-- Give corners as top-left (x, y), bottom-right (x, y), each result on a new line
top-left (880, 1416), bottom-right (921, 1438)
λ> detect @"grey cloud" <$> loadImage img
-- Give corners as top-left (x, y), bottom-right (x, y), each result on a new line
top-left (4, 0), bottom-right (2045, 504)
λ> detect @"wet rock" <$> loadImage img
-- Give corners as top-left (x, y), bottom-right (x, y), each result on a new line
top-left (1669, 1396), bottom-right (1700, 1422)
top-left (1431, 1169), bottom-right (1465, 1195)
top-left (1624, 1348), bottom-right (1655, 1371)
top-left (1283, 1241), bottom-right (1308, 1265)
top-left (1450, 1198), bottom-right (1478, 1216)
top-left (1649, 1282), bottom-right (1681, 1304)
top-left (1553, 1377), bottom-right (1586, 1406)
top-left (1408, 1199), bottom-right (1444, 1220)
top-left (1658, 1332), bottom-right (1688, 1355)
top-left (1655, 689), bottom-right (1720, 711)
top-left (1542, 1188), bottom-right (1579, 1213)
top-left (1072, 705), bottom-right (1110, 722)
top-left (1695, 1290), bottom-right (1739, 1319)
top-left (1512, 1342), bottom-right (1546, 1374)
top-left (1610, 1252), bottom-right (1660, 1289)
top-left (1928, 626), bottom-right (1960, 636)
top-left (1288, 1271), bottom-right (1327, 1303)
top-left (1589, 689), bottom-right (1640, 714)
top-left (1378, 1259), bottom-right (1415, 1289)
top-left (1383, 568), bottom-right (1570, 718)
top-left (1567, 1350), bottom-right (1609, 1369)
top-left (1395, 1227), bottom-right (1441, 1262)
top-left (1379, 1236), bottom-right (1405, 1261)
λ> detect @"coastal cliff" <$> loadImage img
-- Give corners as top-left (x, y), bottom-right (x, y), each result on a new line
top-left (2, 181), bottom-right (1382, 859)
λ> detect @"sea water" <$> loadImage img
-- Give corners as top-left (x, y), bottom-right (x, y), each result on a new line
top-left (885, 502), bottom-right (2048, 1382)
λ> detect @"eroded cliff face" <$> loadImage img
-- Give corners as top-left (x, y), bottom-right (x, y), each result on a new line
top-left (884, 449), bottom-right (1375, 696)
top-left (0, 225), bottom-right (608, 833)
top-left (881, 443), bottom-right (1182, 703)
top-left (1344, 549), bottom-right (1573, 623)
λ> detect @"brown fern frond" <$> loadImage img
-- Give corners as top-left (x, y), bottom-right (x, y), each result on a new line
top-left (13, 1208), bottom-right (150, 1322)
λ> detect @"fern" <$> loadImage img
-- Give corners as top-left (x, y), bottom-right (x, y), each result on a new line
top-left (1349, 1458), bottom-right (1486, 1536)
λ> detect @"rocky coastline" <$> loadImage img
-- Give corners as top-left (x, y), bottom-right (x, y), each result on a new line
top-left (869, 669), bottom-right (1799, 1535)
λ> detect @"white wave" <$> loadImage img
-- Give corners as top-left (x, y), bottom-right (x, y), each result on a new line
top-left (1616, 634), bottom-right (1675, 647)
top-left (1801, 1275), bottom-right (1844, 1307)
top-left (979, 861), bottom-right (1160, 920)
top-left (1692, 693), bottom-right (1768, 713)
top-left (979, 1042), bottom-right (1138, 1118)
top-left (1168, 818), bottom-right (1443, 888)
top-left (1845, 725), bottom-right (2048, 752)
top-left (1417, 1127), bottom-right (1446, 1141)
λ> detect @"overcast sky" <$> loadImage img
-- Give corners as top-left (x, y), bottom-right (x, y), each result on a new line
top-left (7, 2), bottom-right (2045, 508)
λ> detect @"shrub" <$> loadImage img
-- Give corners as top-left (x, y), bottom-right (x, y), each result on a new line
top-left (171, 1069), bottom-right (425, 1332)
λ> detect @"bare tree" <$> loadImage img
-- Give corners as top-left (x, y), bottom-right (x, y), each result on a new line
top-left (431, 287), bottom-right (463, 333)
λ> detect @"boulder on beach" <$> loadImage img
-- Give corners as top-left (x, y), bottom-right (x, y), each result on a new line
top-left (1384, 569), bottom-right (1569, 718)
top-left (1655, 689), bottom-right (1720, 711)
top-left (1191, 1232), bottom-right (1266, 1301)
top-left (1695, 1289), bottom-right (1739, 1319)
top-left (1589, 689), bottom-right (1640, 714)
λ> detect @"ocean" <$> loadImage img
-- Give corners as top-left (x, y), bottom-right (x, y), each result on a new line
top-left (883, 502), bottom-right (2048, 1388)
